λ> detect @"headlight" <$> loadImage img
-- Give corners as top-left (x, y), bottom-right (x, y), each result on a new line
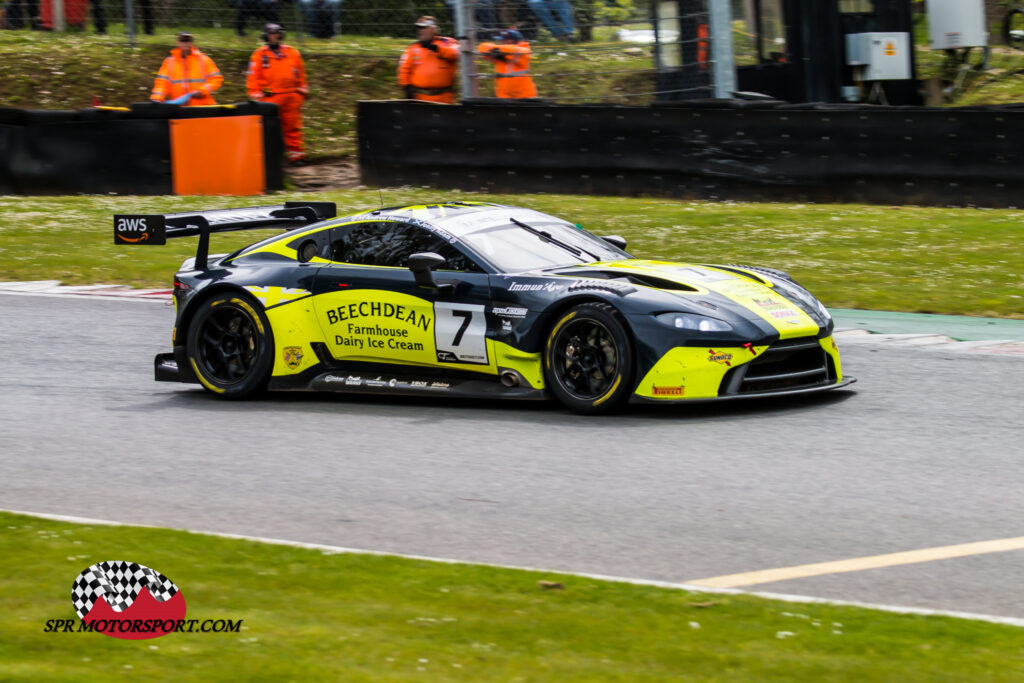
top-left (655, 312), bottom-right (734, 333)
top-left (763, 276), bottom-right (831, 325)
top-left (812, 297), bottom-right (832, 322)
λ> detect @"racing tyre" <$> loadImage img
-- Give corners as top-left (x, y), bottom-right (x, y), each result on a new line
top-left (186, 292), bottom-right (274, 399)
top-left (544, 303), bottom-right (635, 414)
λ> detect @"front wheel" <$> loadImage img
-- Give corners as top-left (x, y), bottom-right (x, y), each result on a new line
top-left (544, 303), bottom-right (635, 414)
top-left (186, 292), bottom-right (274, 399)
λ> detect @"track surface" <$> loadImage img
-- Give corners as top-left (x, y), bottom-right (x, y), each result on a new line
top-left (2, 295), bottom-right (1023, 618)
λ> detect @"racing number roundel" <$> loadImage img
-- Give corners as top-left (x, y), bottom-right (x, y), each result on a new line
top-left (434, 302), bottom-right (487, 365)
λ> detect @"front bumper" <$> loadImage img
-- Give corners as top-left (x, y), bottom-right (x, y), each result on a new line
top-left (631, 375), bottom-right (856, 404)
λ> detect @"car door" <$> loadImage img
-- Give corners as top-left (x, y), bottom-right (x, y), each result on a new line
top-left (311, 220), bottom-right (495, 372)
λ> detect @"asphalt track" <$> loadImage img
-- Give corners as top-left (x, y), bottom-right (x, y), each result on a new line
top-left (2, 294), bottom-right (1023, 619)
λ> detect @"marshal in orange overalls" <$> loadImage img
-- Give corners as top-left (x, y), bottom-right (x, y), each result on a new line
top-left (247, 43), bottom-right (309, 162)
top-left (150, 48), bottom-right (224, 106)
top-left (477, 37), bottom-right (537, 99)
top-left (398, 36), bottom-right (460, 104)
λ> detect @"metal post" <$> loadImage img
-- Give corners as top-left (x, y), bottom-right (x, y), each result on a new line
top-left (708, 0), bottom-right (736, 98)
top-left (293, 1), bottom-right (304, 45)
top-left (454, 0), bottom-right (479, 99)
top-left (53, 0), bottom-right (65, 31)
top-left (125, 0), bottom-right (136, 47)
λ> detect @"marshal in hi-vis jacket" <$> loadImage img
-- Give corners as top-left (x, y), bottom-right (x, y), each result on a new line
top-left (150, 48), bottom-right (224, 106)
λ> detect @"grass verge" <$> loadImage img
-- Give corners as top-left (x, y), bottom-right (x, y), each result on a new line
top-left (2, 510), bottom-right (1023, 681)
top-left (1, 191), bottom-right (1022, 318)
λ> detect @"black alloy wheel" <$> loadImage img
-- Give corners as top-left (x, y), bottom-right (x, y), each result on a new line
top-left (544, 302), bottom-right (634, 414)
top-left (187, 293), bottom-right (274, 399)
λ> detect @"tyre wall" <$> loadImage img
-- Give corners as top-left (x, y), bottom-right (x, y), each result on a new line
top-left (357, 99), bottom-right (1024, 207)
top-left (0, 102), bottom-right (284, 195)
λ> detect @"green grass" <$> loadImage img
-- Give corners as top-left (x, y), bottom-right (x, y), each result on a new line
top-left (1, 191), bottom-right (1022, 318)
top-left (0, 25), bottom-right (655, 157)
top-left (2, 510), bottom-right (1023, 681)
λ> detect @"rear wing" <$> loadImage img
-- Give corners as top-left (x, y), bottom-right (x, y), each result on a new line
top-left (113, 201), bottom-right (337, 269)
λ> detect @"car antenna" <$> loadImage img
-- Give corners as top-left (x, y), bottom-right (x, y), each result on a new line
top-left (363, 137), bottom-right (385, 210)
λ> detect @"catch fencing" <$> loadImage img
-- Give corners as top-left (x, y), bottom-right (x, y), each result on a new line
top-left (0, 0), bottom-right (733, 103)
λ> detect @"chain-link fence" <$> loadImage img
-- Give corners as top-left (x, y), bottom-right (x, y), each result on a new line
top-left (1, 0), bottom-right (739, 104)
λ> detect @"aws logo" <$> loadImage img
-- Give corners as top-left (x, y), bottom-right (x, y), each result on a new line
top-left (113, 214), bottom-right (166, 245)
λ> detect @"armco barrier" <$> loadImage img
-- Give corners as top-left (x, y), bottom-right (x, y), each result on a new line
top-left (357, 99), bottom-right (1024, 207)
top-left (0, 103), bottom-right (283, 196)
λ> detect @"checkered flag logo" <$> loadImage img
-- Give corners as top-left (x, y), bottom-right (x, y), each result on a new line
top-left (71, 561), bottom-right (179, 619)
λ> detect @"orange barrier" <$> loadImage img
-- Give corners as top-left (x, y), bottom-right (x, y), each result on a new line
top-left (170, 115), bottom-right (266, 195)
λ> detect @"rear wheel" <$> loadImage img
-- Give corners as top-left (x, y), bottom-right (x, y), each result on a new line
top-left (186, 292), bottom-right (273, 399)
top-left (544, 303), bottom-right (634, 414)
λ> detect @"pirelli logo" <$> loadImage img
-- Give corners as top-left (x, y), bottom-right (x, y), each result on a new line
top-left (652, 386), bottom-right (685, 397)
top-left (114, 215), bottom-right (167, 245)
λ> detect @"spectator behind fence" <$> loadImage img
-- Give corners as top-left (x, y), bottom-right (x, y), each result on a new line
top-left (150, 33), bottom-right (223, 106)
top-left (298, 0), bottom-right (339, 38)
top-left (398, 15), bottom-right (459, 104)
top-left (527, 0), bottom-right (574, 40)
top-left (247, 23), bottom-right (309, 164)
top-left (442, 0), bottom-right (499, 33)
top-left (235, 0), bottom-right (279, 37)
top-left (87, 0), bottom-right (152, 34)
top-left (477, 28), bottom-right (537, 99)
top-left (3, 0), bottom-right (39, 28)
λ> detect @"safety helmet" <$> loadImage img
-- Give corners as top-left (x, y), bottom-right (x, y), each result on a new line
top-left (499, 28), bottom-right (523, 43)
top-left (262, 23), bottom-right (285, 41)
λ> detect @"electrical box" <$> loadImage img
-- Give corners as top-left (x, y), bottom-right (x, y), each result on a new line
top-left (925, 0), bottom-right (987, 49)
top-left (845, 32), bottom-right (911, 80)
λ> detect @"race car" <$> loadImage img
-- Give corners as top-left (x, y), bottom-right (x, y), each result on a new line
top-left (114, 200), bottom-right (855, 413)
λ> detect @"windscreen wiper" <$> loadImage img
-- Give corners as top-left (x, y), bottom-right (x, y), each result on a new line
top-left (509, 217), bottom-right (598, 261)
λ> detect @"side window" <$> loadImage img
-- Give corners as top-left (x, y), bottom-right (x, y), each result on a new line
top-left (329, 221), bottom-right (482, 272)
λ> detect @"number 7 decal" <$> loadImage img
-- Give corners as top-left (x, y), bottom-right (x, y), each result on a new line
top-left (451, 309), bottom-right (473, 346)
top-left (434, 302), bottom-right (488, 364)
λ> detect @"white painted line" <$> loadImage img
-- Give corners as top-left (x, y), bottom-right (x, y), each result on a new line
top-left (0, 280), bottom-right (172, 301)
top-left (0, 291), bottom-right (171, 303)
top-left (835, 330), bottom-right (1024, 356)
top-left (4, 508), bottom-right (1024, 629)
top-left (687, 536), bottom-right (1024, 589)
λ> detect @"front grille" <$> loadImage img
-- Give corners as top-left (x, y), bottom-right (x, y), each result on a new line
top-left (720, 337), bottom-right (835, 395)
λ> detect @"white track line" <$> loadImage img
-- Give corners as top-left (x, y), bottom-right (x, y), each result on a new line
top-left (5, 508), bottom-right (1023, 629)
top-left (688, 536), bottom-right (1024, 588)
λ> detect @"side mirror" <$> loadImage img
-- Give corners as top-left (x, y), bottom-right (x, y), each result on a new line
top-left (408, 252), bottom-right (446, 289)
top-left (601, 235), bottom-right (627, 250)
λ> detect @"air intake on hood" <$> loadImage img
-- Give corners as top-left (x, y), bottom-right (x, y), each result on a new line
top-left (567, 271), bottom-right (697, 292)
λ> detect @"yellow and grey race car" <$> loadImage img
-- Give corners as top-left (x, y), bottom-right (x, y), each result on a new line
top-left (115, 201), bottom-right (855, 413)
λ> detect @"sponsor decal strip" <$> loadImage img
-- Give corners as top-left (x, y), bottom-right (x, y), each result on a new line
top-left (6, 508), bottom-right (1023, 628)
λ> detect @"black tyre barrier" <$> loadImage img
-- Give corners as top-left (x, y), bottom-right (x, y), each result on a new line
top-left (1, 103), bottom-right (284, 195)
top-left (358, 99), bottom-right (1024, 208)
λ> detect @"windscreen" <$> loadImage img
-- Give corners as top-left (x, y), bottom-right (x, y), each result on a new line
top-left (454, 211), bottom-right (631, 272)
